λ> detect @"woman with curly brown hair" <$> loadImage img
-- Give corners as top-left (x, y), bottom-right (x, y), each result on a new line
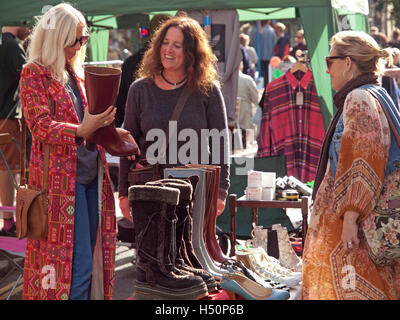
top-left (118, 16), bottom-right (230, 222)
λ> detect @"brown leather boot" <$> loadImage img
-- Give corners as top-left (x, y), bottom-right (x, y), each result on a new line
top-left (200, 166), bottom-right (230, 264)
top-left (84, 66), bottom-right (139, 156)
top-left (128, 184), bottom-right (208, 300)
top-left (147, 179), bottom-right (218, 293)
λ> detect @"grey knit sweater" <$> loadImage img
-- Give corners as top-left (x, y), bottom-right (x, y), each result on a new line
top-left (118, 78), bottom-right (230, 200)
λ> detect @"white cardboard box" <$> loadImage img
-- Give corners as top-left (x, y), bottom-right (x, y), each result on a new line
top-left (262, 187), bottom-right (275, 200)
top-left (246, 187), bottom-right (263, 200)
top-left (262, 172), bottom-right (276, 188)
top-left (247, 170), bottom-right (276, 188)
top-left (247, 170), bottom-right (263, 188)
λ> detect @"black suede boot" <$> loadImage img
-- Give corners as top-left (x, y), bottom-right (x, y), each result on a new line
top-left (164, 176), bottom-right (204, 269)
top-left (129, 185), bottom-right (208, 300)
top-left (147, 179), bottom-right (218, 293)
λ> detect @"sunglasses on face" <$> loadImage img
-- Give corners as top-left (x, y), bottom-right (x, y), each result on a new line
top-left (68, 35), bottom-right (89, 47)
top-left (325, 55), bottom-right (347, 69)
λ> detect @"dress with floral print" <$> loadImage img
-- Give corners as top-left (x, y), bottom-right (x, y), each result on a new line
top-left (302, 89), bottom-right (400, 300)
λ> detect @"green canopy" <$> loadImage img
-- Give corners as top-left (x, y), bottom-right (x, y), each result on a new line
top-left (0, 1), bottom-right (354, 24)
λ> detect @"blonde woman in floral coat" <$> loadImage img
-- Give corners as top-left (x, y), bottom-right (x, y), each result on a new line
top-left (20, 3), bottom-right (121, 300)
top-left (303, 31), bottom-right (400, 300)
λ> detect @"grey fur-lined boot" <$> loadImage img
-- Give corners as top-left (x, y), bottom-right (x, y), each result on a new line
top-left (147, 179), bottom-right (218, 293)
top-left (129, 184), bottom-right (208, 300)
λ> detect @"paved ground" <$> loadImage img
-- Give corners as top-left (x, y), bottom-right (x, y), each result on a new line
top-left (0, 192), bottom-right (139, 300)
top-left (113, 243), bottom-right (136, 300)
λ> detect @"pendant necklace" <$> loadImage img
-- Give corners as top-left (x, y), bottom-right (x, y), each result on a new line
top-left (161, 70), bottom-right (187, 89)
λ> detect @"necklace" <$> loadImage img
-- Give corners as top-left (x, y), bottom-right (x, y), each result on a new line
top-left (161, 70), bottom-right (187, 89)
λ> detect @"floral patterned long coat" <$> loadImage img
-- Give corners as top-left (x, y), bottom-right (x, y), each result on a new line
top-left (303, 89), bottom-right (400, 300)
top-left (19, 63), bottom-right (116, 300)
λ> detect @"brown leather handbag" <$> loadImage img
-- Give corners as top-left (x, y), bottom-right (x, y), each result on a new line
top-left (128, 87), bottom-right (190, 186)
top-left (15, 116), bottom-right (50, 240)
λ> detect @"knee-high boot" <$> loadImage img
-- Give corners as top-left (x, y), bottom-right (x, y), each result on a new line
top-left (129, 184), bottom-right (208, 300)
top-left (84, 66), bottom-right (139, 156)
top-left (147, 179), bottom-right (218, 292)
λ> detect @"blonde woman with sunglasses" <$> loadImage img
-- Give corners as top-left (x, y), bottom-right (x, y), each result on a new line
top-left (303, 31), bottom-right (400, 300)
top-left (20, 3), bottom-right (118, 300)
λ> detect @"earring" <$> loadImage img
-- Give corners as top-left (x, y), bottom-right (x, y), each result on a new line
top-left (343, 69), bottom-right (354, 81)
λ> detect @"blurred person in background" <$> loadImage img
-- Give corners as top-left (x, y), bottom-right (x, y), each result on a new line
top-left (273, 22), bottom-right (290, 60)
top-left (0, 25), bottom-right (30, 237)
top-left (250, 20), bottom-right (276, 87)
top-left (290, 29), bottom-right (307, 59)
top-left (240, 33), bottom-right (258, 79)
top-left (115, 13), bottom-right (172, 127)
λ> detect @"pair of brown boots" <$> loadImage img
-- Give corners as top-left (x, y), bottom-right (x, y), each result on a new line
top-left (128, 178), bottom-right (217, 300)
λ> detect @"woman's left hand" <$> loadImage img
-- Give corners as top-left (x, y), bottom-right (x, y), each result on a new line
top-left (216, 198), bottom-right (226, 216)
top-left (341, 210), bottom-right (360, 251)
top-left (116, 128), bottom-right (140, 160)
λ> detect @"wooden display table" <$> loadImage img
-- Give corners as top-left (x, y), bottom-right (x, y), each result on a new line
top-left (228, 194), bottom-right (309, 257)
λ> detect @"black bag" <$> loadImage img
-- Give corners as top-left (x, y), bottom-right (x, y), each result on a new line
top-left (128, 161), bottom-right (161, 186)
top-left (117, 217), bottom-right (135, 244)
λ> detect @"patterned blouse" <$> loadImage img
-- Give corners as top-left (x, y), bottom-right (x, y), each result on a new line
top-left (303, 88), bottom-right (400, 300)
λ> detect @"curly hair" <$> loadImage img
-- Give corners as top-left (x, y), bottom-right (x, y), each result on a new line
top-left (138, 16), bottom-right (219, 95)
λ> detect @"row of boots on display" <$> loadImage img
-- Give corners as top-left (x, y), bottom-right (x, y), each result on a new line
top-left (127, 165), bottom-right (293, 300)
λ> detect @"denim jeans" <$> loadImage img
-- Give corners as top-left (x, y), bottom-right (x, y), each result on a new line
top-left (69, 176), bottom-right (99, 300)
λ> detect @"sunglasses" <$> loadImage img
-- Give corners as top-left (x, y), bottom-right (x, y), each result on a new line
top-left (68, 35), bottom-right (89, 47)
top-left (325, 55), bottom-right (347, 69)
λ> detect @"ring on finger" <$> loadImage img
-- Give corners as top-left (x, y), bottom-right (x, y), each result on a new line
top-left (104, 120), bottom-right (109, 125)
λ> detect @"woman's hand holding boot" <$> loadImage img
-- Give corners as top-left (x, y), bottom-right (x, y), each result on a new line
top-left (76, 105), bottom-right (116, 137)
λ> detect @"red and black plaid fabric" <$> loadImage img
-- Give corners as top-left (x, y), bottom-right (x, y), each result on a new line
top-left (257, 70), bottom-right (325, 183)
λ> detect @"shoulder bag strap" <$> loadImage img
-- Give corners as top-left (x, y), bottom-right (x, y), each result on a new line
top-left (158, 87), bottom-right (191, 159)
top-left (381, 101), bottom-right (400, 147)
top-left (165, 87), bottom-right (191, 150)
top-left (20, 116), bottom-right (27, 187)
top-left (364, 86), bottom-right (400, 147)
top-left (20, 115), bottom-right (50, 193)
top-left (19, 71), bottom-right (52, 191)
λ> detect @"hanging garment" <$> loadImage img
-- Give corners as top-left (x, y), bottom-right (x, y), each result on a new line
top-left (257, 70), bottom-right (325, 183)
top-left (183, 9), bottom-right (241, 123)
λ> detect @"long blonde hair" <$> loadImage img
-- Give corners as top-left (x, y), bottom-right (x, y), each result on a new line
top-left (27, 3), bottom-right (87, 84)
top-left (330, 31), bottom-right (392, 76)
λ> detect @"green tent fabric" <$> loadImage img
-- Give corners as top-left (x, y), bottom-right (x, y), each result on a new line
top-left (150, 8), bottom-right (297, 22)
top-left (0, 1), bottom-right (348, 24)
top-left (86, 15), bottom-right (118, 62)
top-left (300, 6), bottom-right (336, 128)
